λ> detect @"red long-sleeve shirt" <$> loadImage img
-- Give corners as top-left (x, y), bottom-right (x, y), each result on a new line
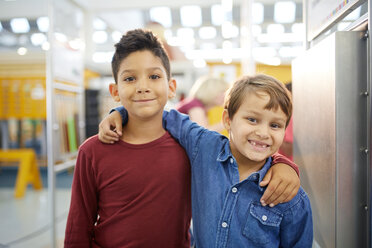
top-left (64, 133), bottom-right (191, 248)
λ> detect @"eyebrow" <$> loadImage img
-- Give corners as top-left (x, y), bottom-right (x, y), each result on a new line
top-left (244, 110), bottom-right (287, 122)
top-left (120, 67), bottom-right (164, 77)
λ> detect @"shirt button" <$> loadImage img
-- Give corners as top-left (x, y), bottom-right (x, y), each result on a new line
top-left (221, 222), bottom-right (228, 228)
top-left (230, 158), bottom-right (234, 164)
top-left (262, 215), bottom-right (268, 221)
top-left (231, 187), bottom-right (238, 193)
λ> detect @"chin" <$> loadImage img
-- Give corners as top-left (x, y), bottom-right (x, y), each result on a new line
top-left (246, 153), bottom-right (270, 163)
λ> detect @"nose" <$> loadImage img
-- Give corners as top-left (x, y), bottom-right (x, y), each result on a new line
top-left (136, 78), bottom-right (150, 94)
top-left (254, 124), bottom-right (270, 138)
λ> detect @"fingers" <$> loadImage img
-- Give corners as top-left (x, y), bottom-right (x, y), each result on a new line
top-left (114, 118), bottom-right (123, 136)
top-left (260, 177), bottom-right (300, 207)
top-left (100, 130), bottom-right (120, 144)
top-left (259, 168), bottom-right (272, 187)
top-left (282, 182), bottom-right (300, 203)
top-left (260, 178), bottom-right (281, 207)
top-left (98, 122), bottom-right (120, 144)
top-left (266, 182), bottom-right (289, 206)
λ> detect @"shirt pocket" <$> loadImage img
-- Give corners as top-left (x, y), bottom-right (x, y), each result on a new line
top-left (242, 202), bottom-right (283, 245)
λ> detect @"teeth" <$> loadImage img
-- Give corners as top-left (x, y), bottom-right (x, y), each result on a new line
top-left (250, 140), bottom-right (268, 148)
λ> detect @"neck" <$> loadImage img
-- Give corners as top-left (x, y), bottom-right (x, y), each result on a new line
top-left (230, 145), bottom-right (266, 181)
top-left (121, 114), bottom-right (165, 144)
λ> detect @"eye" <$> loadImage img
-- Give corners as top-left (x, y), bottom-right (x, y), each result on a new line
top-left (247, 117), bottom-right (257, 123)
top-left (124, 76), bottom-right (135, 82)
top-left (149, 74), bottom-right (160, 80)
top-left (270, 123), bottom-right (282, 129)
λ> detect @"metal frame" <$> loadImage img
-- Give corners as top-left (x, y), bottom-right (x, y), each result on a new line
top-left (368, 0), bottom-right (371, 247)
top-left (46, 0), bottom-right (85, 247)
top-left (301, 0), bottom-right (371, 247)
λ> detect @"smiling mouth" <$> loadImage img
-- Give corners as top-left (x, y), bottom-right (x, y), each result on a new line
top-left (249, 140), bottom-right (270, 148)
top-left (134, 99), bottom-right (155, 102)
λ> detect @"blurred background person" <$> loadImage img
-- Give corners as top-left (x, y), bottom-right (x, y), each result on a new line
top-left (176, 75), bottom-right (229, 133)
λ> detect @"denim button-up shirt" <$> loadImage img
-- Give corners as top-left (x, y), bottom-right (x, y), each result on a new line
top-left (117, 107), bottom-right (313, 248)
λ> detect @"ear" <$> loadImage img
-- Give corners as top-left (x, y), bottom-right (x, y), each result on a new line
top-left (222, 109), bottom-right (231, 131)
top-left (109, 83), bottom-right (120, 102)
top-left (168, 78), bottom-right (177, 99)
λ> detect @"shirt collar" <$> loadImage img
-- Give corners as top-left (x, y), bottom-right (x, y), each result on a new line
top-left (217, 142), bottom-right (273, 190)
top-left (216, 139), bottom-right (232, 162)
top-left (255, 157), bottom-right (272, 191)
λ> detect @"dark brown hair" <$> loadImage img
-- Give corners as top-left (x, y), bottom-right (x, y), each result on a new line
top-left (111, 29), bottom-right (171, 83)
top-left (224, 74), bottom-right (292, 126)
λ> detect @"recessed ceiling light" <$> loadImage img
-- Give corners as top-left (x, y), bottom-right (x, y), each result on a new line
top-left (274, 1), bottom-right (296, 23)
top-left (17, 47), bottom-right (27, 56)
top-left (10, 18), bottom-right (30, 33)
top-left (37, 17), bottom-right (49, 32)
top-left (253, 3), bottom-right (264, 24)
top-left (180, 5), bottom-right (202, 27)
top-left (150, 6), bottom-right (172, 28)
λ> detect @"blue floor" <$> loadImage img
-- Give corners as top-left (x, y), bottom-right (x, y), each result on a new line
top-left (0, 167), bottom-right (73, 189)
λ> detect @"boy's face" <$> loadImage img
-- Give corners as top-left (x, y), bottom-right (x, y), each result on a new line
top-left (109, 50), bottom-right (175, 121)
top-left (223, 91), bottom-right (287, 166)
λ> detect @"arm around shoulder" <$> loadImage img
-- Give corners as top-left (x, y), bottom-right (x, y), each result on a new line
top-left (163, 109), bottom-right (209, 158)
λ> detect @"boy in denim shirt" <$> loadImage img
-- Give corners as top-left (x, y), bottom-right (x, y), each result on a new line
top-left (100, 74), bottom-right (313, 247)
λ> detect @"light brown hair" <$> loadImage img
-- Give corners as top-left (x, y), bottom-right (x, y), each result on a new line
top-left (189, 76), bottom-right (229, 106)
top-left (224, 74), bottom-right (292, 126)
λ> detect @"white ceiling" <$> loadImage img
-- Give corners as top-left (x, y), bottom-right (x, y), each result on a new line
top-left (0, 0), bottom-right (305, 74)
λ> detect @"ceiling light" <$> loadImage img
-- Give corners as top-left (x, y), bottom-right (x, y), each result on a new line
top-left (10, 18), bottom-right (30, 33)
top-left (42, 41), bottom-right (50, 51)
top-left (180, 5), bottom-right (202, 27)
top-left (37, 17), bottom-right (49, 32)
top-left (69, 39), bottom-right (84, 50)
top-left (54, 32), bottom-right (67, 43)
top-left (274, 1), bottom-right (296, 23)
top-left (150, 6), bottom-right (172, 28)
top-left (223, 57), bottom-right (232, 64)
top-left (17, 47), bottom-right (27, 56)
top-left (221, 0), bottom-right (232, 12)
top-left (199, 26), bottom-right (217, 39)
top-left (31, 33), bottom-right (47, 46)
top-left (211, 4), bottom-right (224, 26)
top-left (222, 23), bottom-right (239, 39)
top-left (93, 18), bottom-right (107, 30)
top-left (0, 22), bottom-right (2, 32)
top-left (253, 3), bottom-right (264, 24)
top-left (93, 31), bottom-right (108, 44)
top-left (111, 31), bottom-right (122, 43)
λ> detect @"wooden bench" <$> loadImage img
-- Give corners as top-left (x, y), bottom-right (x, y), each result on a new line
top-left (0, 149), bottom-right (42, 198)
